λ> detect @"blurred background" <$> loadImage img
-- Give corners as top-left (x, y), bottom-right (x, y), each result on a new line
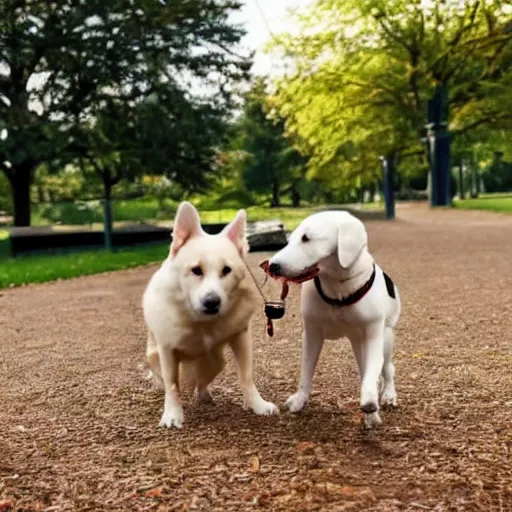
top-left (1, 0), bottom-right (512, 285)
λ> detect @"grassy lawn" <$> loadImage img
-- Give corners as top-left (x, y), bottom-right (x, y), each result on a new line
top-left (32, 199), bottom-right (322, 228)
top-left (454, 194), bottom-right (512, 214)
top-left (31, 201), bottom-right (322, 231)
top-left (201, 205), bottom-right (320, 230)
top-left (0, 244), bottom-right (168, 289)
top-left (0, 206), bottom-right (318, 289)
top-left (2, 203), bottom-right (385, 289)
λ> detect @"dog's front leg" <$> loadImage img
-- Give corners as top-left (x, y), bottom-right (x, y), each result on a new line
top-left (285, 321), bottom-right (324, 413)
top-left (359, 325), bottom-right (385, 428)
top-left (157, 344), bottom-right (184, 428)
top-left (229, 329), bottom-right (279, 416)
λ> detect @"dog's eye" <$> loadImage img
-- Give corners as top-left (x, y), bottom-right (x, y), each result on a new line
top-left (221, 266), bottom-right (232, 276)
top-left (191, 265), bottom-right (203, 276)
top-left (302, 234), bottom-right (310, 243)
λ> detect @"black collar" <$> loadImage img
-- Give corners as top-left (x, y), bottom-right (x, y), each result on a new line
top-left (314, 264), bottom-right (376, 307)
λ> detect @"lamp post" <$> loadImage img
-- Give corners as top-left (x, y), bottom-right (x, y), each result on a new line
top-left (425, 85), bottom-right (452, 207)
top-left (379, 155), bottom-right (395, 220)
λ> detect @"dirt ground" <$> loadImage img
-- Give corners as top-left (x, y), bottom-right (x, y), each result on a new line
top-left (1, 203), bottom-right (512, 512)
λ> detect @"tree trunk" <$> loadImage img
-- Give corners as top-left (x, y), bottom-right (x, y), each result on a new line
top-left (382, 153), bottom-right (396, 220)
top-left (458, 161), bottom-right (465, 200)
top-left (270, 180), bottom-right (280, 207)
top-left (470, 163), bottom-right (478, 198)
top-left (291, 181), bottom-right (301, 207)
top-left (103, 178), bottom-right (113, 251)
top-left (7, 165), bottom-right (33, 227)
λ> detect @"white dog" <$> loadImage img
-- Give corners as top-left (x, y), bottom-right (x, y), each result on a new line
top-left (268, 211), bottom-right (400, 428)
top-left (142, 202), bottom-right (278, 428)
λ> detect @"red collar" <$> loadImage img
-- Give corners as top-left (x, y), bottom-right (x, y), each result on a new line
top-left (314, 265), bottom-right (376, 307)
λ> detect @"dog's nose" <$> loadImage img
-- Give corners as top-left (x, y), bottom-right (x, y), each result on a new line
top-left (202, 293), bottom-right (221, 314)
top-left (268, 262), bottom-right (281, 275)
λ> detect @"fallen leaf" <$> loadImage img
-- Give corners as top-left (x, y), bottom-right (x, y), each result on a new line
top-left (249, 454), bottom-right (260, 473)
top-left (144, 487), bottom-right (164, 498)
top-left (296, 441), bottom-right (315, 452)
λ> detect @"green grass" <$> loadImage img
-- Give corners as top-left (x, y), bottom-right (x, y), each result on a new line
top-left (0, 206), bottom-right (320, 288)
top-left (32, 200), bottom-right (321, 230)
top-left (0, 230), bottom-right (10, 259)
top-left (3, 202), bottom-right (386, 289)
top-left (0, 244), bottom-right (168, 289)
top-left (454, 195), bottom-right (512, 214)
top-left (32, 198), bottom-right (173, 226)
top-left (200, 206), bottom-right (319, 230)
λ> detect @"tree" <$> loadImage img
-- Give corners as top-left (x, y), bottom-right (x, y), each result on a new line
top-left (77, 88), bottom-right (229, 248)
top-left (234, 79), bottom-right (307, 207)
top-left (0, 0), bottom-right (250, 226)
top-left (268, 0), bottom-right (512, 190)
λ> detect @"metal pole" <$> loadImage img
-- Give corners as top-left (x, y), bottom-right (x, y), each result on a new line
top-left (380, 155), bottom-right (395, 220)
top-left (103, 198), bottom-right (113, 251)
top-left (426, 85), bottom-right (452, 207)
top-left (458, 160), bottom-right (465, 200)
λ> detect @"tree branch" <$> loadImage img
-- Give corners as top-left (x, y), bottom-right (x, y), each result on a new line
top-left (448, 1), bottom-right (481, 48)
top-left (452, 112), bottom-right (512, 136)
top-left (374, 15), bottom-right (413, 53)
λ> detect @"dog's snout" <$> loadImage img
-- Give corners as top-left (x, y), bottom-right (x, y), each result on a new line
top-left (269, 262), bottom-right (281, 275)
top-left (202, 292), bottom-right (221, 315)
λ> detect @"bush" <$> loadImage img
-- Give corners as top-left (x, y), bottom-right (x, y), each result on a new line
top-left (0, 230), bottom-right (11, 259)
top-left (37, 201), bottom-right (103, 225)
top-left (0, 173), bottom-right (12, 214)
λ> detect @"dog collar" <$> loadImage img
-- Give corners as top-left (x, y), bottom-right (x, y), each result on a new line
top-left (314, 264), bottom-right (376, 307)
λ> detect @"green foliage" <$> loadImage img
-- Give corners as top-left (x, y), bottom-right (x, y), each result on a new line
top-left (195, 189), bottom-right (257, 211)
top-left (269, 0), bottom-right (512, 189)
top-left (483, 157), bottom-right (512, 193)
top-left (37, 201), bottom-right (104, 225)
top-left (33, 197), bottom-right (175, 225)
top-left (229, 78), bottom-right (308, 207)
top-left (0, 230), bottom-right (10, 259)
top-left (0, 0), bottom-right (251, 225)
top-left (0, 173), bottom-right (12, 213)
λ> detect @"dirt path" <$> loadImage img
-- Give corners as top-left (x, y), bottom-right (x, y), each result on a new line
top-left (1, 204), bottom-right (512, 512)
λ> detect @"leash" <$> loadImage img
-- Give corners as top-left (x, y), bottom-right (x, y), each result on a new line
top-left (242, 259), bottom-right (285, 337)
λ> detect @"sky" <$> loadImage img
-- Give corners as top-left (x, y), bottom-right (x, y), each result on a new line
top-left (8, 0), bottom-right (311, 115)
top-left (233, 0), bottom-right (311, 76)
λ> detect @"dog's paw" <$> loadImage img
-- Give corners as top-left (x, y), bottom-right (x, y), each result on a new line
top-left (159, 407), bottom-right (184, 429)
top-left (247, 398), bottom-right (279, 416)
top-left (285, 391), bottom-right (308, 413)
top-left (379, 385), bottom-right (398, 409)
top-left (361, 387), bottom-right (379, 414)
top-left (363, 411), bottom-right (382, 429)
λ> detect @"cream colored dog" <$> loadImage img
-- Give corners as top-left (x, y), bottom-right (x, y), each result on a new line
top-left (142, 202), bottom-right (278, 428)
top-left (268, 211), bottom-right (401, 428)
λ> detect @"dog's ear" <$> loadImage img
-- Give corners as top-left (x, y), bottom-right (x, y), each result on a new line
top-left (337, 215), bottom-right (368, 268)
top-left (222, 209), bottom-right (249, 255)
top-left (170, 202), bottom-right (203, 257)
